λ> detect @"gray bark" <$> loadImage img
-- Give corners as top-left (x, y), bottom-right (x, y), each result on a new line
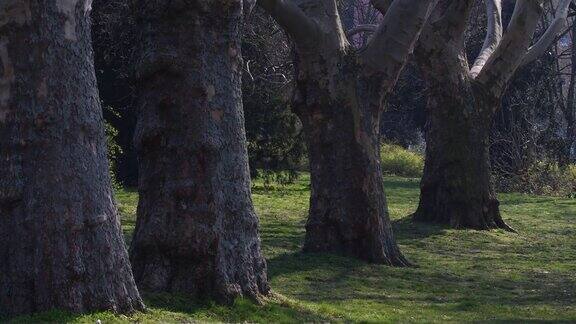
top-left (296, 56), bottom-right (409, 265)
top-left (0, 0), bottom-right (144, 317)
top-left (413, 0), bottom-right (563, 230)
top-left (129, 0), bottom-right (269, 303)
top-left (413, 78), bottom-right (511, 230)
top-left (259, 0), bottom-right (435, 265)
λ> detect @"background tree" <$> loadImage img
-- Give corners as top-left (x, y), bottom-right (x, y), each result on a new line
top-left (92, 0), bottom-right (308, 186)
top-left (258, 0), bottom-right (437, 265)
top-left (347, 0), bottom-right (576, 196)
top-left (463, 0), bottom-right (576, 196)
top-left (409, 0), bottom-right (572, 230)
top-left (0, 0), bottom-right (144, 317)
top-left (128, 0), bottom-right (270, 303)
top-left (546, 0), bottom-right (576, 165)
top-left (561, 21), bottom-right (576, 163)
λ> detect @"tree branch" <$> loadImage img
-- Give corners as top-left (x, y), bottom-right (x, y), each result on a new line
top-left (470, 0), bottom-right (504, 78)
top-left (257, 0), bottom-right (319, 49)
top-left (521, 0), bottom-right (573, 65)
top-left (414, 0), bottom-right (475, 62)
top-left (360, 0), bottom-right (436, 93)
top-left (477, 0), bottom-right (543, 98)
top-left (370, 0), bottom-right (392, 15)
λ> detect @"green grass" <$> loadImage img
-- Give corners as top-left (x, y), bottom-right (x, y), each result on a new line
top-left (8, 175), bottom-right (576, 323)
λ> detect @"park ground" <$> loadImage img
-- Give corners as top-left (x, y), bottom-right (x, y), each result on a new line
top-left (9, 175), bottom-right (576, 323)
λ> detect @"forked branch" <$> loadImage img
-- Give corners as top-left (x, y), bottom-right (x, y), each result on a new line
top-left (470, 0), bottom-right (503, 78)
top-left (414, 0), bottom-right (475, 59)
top-left (478, 0), bottom-right (573, 97)
top-left (361, 0), bottom-right (436, 78)
top-left (477, 0), bottom-right (544, 97)
top-left (521, 0), bottom-right (573, 65)
top-left (257, 0), bottom-right (318, 49)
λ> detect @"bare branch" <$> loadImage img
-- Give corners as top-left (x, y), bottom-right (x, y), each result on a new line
top-left (477, 0), bottom-right (543, 98)
top-left (521, 0), bottom-right (573, 65)
top-left (470, 0), bottom-right (503, 78)
top-left (257, 0), bottom-right (318, 49)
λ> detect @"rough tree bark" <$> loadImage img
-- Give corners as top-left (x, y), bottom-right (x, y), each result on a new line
top-left (0, 0), bottom-right (144, 317)
top-left (129, 0), bottom-right (269, 303)
top-left (411, 0), bottom-right (571, 230)
top-left (258, 0), bottom-right (436, 265)
top-left (414, 79), bottom-right (511, 229)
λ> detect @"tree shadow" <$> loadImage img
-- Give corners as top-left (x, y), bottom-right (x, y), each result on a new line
top-left (392, 214), bottom-right (449, 240)
top-left (1, 310), bottom-right (85, 323)
top-left (267, 251), bottom-right (365, 281)
top-left (142, 291), bottom-right (334, 322)
top-left (268, 250), bottom-right (576, 320)
top-left (251, 184), bottom-right (311, 196)
top-left (384, 177), bottom-right (421, 190)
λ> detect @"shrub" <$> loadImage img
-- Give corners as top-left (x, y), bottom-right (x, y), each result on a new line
top-left (104, 106), bottom-right (123, 189)
top-left (380, 143), bottom-right (424, 178)
top-left (494, 160), bottom-right (576, 197)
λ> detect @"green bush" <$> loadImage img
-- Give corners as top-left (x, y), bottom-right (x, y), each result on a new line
top-left (380, 143), bottom-right (424, 178)
top-left (567, 164), bottom-right (576, 181)
top-left (104, 106), bottom-right (123, 189)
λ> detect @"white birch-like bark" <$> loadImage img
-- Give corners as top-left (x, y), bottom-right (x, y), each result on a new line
top-left (522, 0), bottom-right (572, 65)
top-left (470, 0), bottom-right (503, 78)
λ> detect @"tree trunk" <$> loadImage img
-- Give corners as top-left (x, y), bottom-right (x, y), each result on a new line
top-left (411, 0), bottom-right (561, 231)
top-left (258, 0), bottom-right (436, 266)
top-left (413, 88), bottom-right (513, 231)
top-left (568, 122), bottom-right (576, 162)
top-left (296, 57), bottom-right (409, 266)
top-left (129, 1), bottom-right (269, 303)
top-left (562, 20), bottom-right (576, 165)
top-left (565, 120), bottom-right (576, 164)
top-left (0, 1), bottom-right (144, 317)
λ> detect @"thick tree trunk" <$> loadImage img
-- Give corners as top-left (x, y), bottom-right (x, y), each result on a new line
top-left (129, 1), bottom-right (269, 303)
top-left (413, 89), bottom-right (513, 231)
top-left (0, 1), bottom-right (144, 317)
top-left (258, 0), bottom-right (437, 266)
top-left (296, 58), bottom-right (409, 266)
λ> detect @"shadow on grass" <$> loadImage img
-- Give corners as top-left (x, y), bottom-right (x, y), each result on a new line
top-left (264, 215), bottom-right (451, 280)
top-left (142, 292), bottom-right (333, 322)
top-left (1, 310), bottom-right (85, 324)
top-left (251, 184), bottom-right (310, 196)
top-left (4, 292), bottom-right (334, 323)
top-left (393, 215), bottom-right (449, 240)
top-left (383, 177), bottom-right (421, 189)
top-left (267, 250), bottom-right (367, 280)
top-left (267, 250), bottom-right (576, 312)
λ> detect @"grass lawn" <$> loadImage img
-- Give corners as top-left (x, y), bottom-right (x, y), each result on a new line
top-left (8, 175), bottom-right (576, 323)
